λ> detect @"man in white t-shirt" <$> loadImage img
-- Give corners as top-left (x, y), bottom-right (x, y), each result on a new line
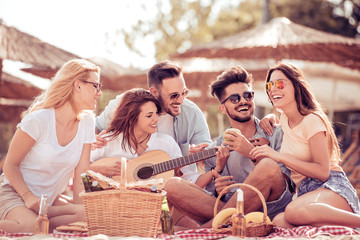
top-left (94, 60), bottom-right (212, 184)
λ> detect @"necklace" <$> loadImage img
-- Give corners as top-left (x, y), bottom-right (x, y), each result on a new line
top-left (139, 133), bottom-right (151, 144)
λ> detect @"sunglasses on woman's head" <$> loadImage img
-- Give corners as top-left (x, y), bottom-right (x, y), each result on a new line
top-left (266, 80), bottom-right (285, 92)
top-left (221, 91), bottom-right (254, 104)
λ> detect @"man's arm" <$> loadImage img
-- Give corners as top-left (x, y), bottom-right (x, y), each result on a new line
top-left (95, 94), bottom-right (122, 132)
top-left (259, 113), bottom-right (280, 136)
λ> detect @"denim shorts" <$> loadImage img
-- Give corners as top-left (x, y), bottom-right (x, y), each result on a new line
top-left (261, 178), bottom-right (293, 220)
top-left (298, 170), bottom-right (360, 214)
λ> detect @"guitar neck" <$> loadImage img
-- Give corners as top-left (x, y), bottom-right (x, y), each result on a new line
top-left (152, 148), bottom-right (217, 175)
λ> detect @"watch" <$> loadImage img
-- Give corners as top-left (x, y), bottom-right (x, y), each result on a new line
top-left (211, 166), bottom-right (223, 174)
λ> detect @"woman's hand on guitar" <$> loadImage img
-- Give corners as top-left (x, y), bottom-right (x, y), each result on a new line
top-left (91, 130), bottom-right (108, 150)
top-left (188, 143), bottom-right (209, 155)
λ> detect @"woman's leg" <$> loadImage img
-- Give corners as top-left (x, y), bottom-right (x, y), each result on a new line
top-left (285, 188), bottom-right (360, 228)
top-left (0, 206), bottom-right (37, 233)
top-left (48, 204), bottom-right (86, 231)
top-left (272, 212), bottom-right (295, 228)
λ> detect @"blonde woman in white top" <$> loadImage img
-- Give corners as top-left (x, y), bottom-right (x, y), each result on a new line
top-left (0, 59), bottom-right (102, 233)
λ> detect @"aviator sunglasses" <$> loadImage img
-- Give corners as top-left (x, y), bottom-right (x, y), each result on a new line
top-left (266, 80), bottom-right (285, 92)
top-left (161, 88), bottom-right (189, 101)
top-left (82, 80), bottom-right (102, 93)
top-left (221, 91), bottom-right (254, 104)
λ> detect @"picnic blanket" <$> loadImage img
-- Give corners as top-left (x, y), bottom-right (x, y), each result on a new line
top-left (158, 226), bottom-right (360, 239)
top-left (0, 226), bottom-right (360, 239)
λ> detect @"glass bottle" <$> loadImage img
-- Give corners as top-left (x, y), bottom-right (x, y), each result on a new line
top-left (91, 180), bottom-right (104, 191)
top-left (160, 197), bottom-right (174, 235)
top-left (150, 185), bottom-right (158, 193)
top-left (81, 173), bottom-right (92, 192)
top-left (232, 189), bottom-right (246, 238)
top-left (35, 194), bottom-right (49, 234)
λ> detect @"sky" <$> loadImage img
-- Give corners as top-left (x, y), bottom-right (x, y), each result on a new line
top-left (0, 0), bottom-right (159, 69)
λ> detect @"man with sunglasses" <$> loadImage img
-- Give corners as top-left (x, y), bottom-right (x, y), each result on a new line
top-left (164, 66), bottom-right (294, 228)
top-left (94, 60), bottom-right (212, 183)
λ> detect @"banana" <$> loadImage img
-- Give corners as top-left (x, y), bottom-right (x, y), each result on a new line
top-left (245, 211), bottom-right (271, 224)
top-left (212, 208), bottom-right (237, 230)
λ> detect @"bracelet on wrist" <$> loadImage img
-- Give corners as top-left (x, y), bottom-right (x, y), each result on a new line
top-left (20, 190), bottom-right (31, 199)
top-left (211, 166), bottom-right (223, 174)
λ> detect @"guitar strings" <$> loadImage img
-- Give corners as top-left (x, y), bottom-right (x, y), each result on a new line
top-left (136, 148), bottom-right (218, 179)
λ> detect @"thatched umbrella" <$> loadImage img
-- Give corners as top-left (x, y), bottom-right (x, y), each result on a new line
top-left (0, 68), bottom-right (43, 122)
top-left (0, 20), bottom-right (81, 81)
top-left (172, 17), bottom-right (360, 71)
top-left (0, 71), bottom-right (42, 99)
top-left (22, 57), bottom-right (148, 91)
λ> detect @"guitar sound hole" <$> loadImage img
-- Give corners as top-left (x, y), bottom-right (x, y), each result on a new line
top-left (137, 166), bottom-right (154, 180)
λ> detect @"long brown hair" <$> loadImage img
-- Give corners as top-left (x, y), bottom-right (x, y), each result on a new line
top-left (265, 62), bottom-right (341, 161)
top-left (107, 88), bottom-right (161, 153)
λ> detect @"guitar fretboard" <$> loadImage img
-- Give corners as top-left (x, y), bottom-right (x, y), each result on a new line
top-left (152, 148), bottom-right (217, 175)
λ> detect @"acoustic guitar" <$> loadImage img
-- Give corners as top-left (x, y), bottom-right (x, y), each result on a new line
top-left (91, 148), bottom-right (218, 184)
top-left (91, 137), bottom-right (269, 184)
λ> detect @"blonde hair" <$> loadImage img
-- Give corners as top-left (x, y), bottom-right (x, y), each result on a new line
top-left (24, 59), bottom-right (100, 117)
top-left (265, 62), bottom-right (341, 162)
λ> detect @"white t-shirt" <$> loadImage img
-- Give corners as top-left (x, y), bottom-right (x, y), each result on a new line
top-left (91, 132), bottom-right (195, 181)
top-left (3, 108), bottom-right (96, 205)
top-left (157, 114), bottom-right (175, 139)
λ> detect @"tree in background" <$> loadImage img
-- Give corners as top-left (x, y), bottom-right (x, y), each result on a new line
top-left (330, 0), bottom-right (360, 37)
top-left (270, 0), bottom-right (359, 37)
top-left (118, 0), bottom-right (359, 63)
top-left (121, 0), bottom-right (223, 61)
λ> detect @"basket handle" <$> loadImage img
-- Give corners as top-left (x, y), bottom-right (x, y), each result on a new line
top-left (119, 157), bottom-right (127, 190)
top-left (213, 183), bottom-right (269, 223)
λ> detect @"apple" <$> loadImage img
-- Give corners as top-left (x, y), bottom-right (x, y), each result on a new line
top-left (223, 128), bottom-right (241, 142)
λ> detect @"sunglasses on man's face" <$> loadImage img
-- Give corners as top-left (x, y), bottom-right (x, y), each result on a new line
top-left (221, 91), bottom-right (254, 104)
top-left (162, 88), bottom-right (189, 101)
top-left (266, 80), bottom-right (285, 92)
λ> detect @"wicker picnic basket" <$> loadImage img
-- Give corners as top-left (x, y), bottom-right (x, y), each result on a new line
top-left (81, 188), bottom-right (164, 237)
top-left (213, 183), bottom-right (275, 237)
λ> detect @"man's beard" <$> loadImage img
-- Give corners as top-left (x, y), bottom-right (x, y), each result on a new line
top-left (157, 95), bottom-right (179, 117)
top-left (225, 105), bottom-right (252, 123)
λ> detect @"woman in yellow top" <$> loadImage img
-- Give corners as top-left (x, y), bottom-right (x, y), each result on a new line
top-left (251, 62), bottom-right (360, 228)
